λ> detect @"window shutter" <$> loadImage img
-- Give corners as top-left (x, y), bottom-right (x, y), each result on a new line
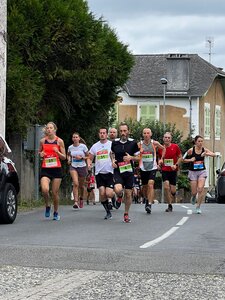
top-left (140, 105), bottom-right (156, 123)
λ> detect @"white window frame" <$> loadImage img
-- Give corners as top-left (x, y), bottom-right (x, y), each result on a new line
top-left (204, 103), bottom-right (210, 140)
top-left (215, 105), bottom-right (221, 140)
top-left (137, 101), bottom-right (159, 123)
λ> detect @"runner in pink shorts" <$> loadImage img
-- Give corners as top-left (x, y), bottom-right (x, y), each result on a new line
top-left (183, 135), bottom-right (216, 214)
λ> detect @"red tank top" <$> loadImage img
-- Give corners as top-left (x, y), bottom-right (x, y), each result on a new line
top-left (41, 137), bottom-right (61, 168)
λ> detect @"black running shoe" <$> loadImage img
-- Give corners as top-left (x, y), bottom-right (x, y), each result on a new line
top-left (104, 211), bottom-right (112, 220)
top-left (145, 204), bottom-right (152, 214)
top-left (73, 203), bottom-right (79, 209)
top-left (165, 204), bottom-right (173, 212)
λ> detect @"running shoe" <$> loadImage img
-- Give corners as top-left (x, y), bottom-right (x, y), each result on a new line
top-left (191, 195), bottom-right (197, 205)
top-left (123, 213), bottom-right (131, 223)
top-left (73, 203), bottom-right (79, 209)
top-left (53, 212), bottom-right (60, 221)
top-left (145, 204), bottom-right (152, 214)
top-left (104, 211), bottom-right (112, 220)
top-left (196, 207), bottom-right (201, 214)
top-left (165, 204), bottom-right (173, 212)
top-left (115, 196), bottom-right (123, 209)
top-left (45, 206), bottom-right (51, 218)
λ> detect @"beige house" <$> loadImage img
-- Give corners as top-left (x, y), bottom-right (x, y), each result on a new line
top-left (117, 54), bottom-right (225, 187)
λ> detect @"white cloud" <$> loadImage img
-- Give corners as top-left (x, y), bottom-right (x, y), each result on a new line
top-left (88, 0), bottom-right (225, 69)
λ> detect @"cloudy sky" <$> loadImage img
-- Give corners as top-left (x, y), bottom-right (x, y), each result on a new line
top-left (87, 0), bottom-right (225, 69)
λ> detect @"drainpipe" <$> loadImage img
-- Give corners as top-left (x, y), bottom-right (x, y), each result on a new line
top-left (189, 96), bottom-right (192, 136)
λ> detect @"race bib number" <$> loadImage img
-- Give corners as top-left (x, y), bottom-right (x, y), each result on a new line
top-left (194, 161), bottom-right (204, 170)
top-left (142, 151), bottom-right (153, 162)
top-left (72, 156), bottom-right (82, 163)
top-left (44, 157), bottom-right (57, 167)
top-left (96, 150), bottom-right (109, 160)
top-left (164, 159), bottom-right (174, 166)
top-left (118, 161), bottom-right (132, 173)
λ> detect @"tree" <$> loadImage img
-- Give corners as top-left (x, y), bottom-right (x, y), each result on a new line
top-left (116, 118), bottom-right (183, 145)
top-left (7, 0), bottom-right (134, 143)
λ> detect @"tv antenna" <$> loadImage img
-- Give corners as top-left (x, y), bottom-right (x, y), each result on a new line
top-left (205, 37), bottom-right (214, 64)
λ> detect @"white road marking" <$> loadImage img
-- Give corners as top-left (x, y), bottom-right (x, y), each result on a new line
top-left (140, 227), bottom-right (179, 249)
top-left (176, 216), bottom-right (189, 226)
top-left (140, 207), bottom-right (193, 249)
top-left (182, 205), bottom-right (189, 209)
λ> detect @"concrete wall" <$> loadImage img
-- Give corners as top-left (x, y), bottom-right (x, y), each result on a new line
top-left (8, 134), bottom-right (35, 201)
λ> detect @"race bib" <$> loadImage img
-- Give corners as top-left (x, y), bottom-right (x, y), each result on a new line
top-left (118, 161), bottom-right (132, 173)
top-left (193, 161), bottom-right (204, 170)
top-left (96, 150), bottom-right (109, 160)
top-left (142, 151), bottom-right (153, 162)
top-left (72, 156), bottom-right (82, 163)
top-left (164, 159), bottom-right (174, 166)
top-left (44, 157), bottom-right (57, 167)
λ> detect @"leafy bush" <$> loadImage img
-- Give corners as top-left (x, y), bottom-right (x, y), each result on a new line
top-left (177, 173), bottom-right (190, 191)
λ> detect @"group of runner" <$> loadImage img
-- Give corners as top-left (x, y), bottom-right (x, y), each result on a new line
top-left (39, 121), bottom-right (217, 222)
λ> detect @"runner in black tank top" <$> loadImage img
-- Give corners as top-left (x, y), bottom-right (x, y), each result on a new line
top-left (183, 135), bottom-right (216, 214)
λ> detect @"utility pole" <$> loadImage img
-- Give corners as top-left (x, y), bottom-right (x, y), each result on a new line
top-left (0, 0), bottom-right (7, 138)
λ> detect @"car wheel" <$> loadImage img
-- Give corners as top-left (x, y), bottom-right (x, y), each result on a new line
top-left (0, 183), bottom-right (18, 224)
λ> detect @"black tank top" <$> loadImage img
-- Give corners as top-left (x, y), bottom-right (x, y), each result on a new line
top-left (189, 146), bottom-right (205, 171)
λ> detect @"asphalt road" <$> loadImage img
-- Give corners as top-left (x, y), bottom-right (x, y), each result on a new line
top-left (0, 202), bottom-right (225, 299)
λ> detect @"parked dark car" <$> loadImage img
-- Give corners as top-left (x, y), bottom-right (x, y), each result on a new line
top-left (205, 188), bottom-right (216, 203)
top-left (215, 163), bottom-right (225, 204)
top-left (0, 135), bottom-right (20, 224)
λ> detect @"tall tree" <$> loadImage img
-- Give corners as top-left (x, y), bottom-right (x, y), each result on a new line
top-left (7, 0), bottom-right (134, 144)
top-left (0, 0), bottom-right (7, 137)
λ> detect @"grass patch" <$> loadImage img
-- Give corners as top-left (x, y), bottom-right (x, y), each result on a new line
top-left (18, 197), bottom-right (72, 212)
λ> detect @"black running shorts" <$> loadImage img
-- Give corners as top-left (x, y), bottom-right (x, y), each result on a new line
top-left (140, 169), bottom-right (157, 185)
top-left (161, 171), bottom-right (177, 186)
top-left (113, 168), bottom-right (134, 189)
top-left (95, 173), bottom-right (114, 189)
top-left (40, 167), bottom-right (63, 179)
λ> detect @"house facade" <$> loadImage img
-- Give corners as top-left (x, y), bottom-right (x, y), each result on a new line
top-left (116, 54), bottom-right (225, 187)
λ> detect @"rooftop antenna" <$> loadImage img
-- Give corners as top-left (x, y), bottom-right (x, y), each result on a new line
top-left (205, 36), bottom-right (214, 64)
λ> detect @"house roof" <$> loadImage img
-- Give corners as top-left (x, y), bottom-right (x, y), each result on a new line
top-left (124, 54), bottom-right (225, 98)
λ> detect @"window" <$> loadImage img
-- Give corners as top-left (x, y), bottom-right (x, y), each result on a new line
top-left (166, 57), bottom-right (190, 91)
top-left (138, 103), bottom-right (158, 123)
top-left (204, 103), bottom-right (210, 139)
top-left (215, 105), bottom-right (221, 140)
